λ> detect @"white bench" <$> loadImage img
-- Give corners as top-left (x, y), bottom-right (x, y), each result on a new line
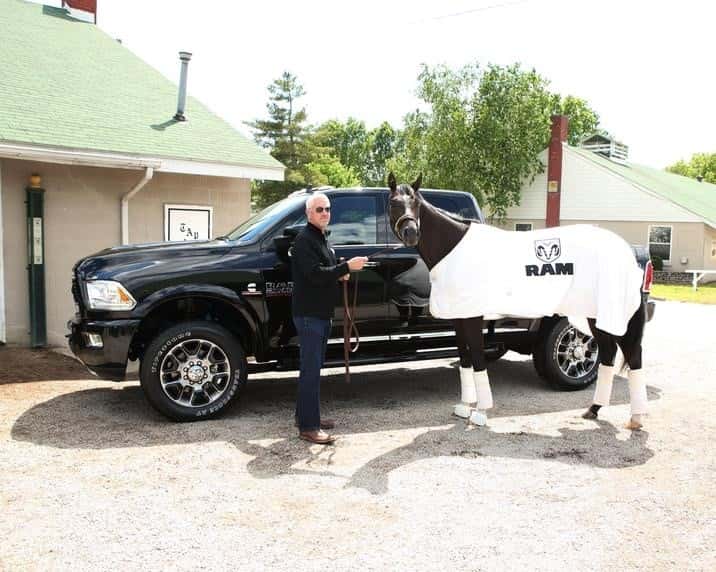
top-left (686, 270), bottom-right (716, 291)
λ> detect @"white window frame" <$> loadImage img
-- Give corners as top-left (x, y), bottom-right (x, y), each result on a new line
top-left (647, 224), bottom-right (673, 265)
top-left (514, 222), bottom-right (533, 232)
top-left (164, 204), bottom-right (214, 242)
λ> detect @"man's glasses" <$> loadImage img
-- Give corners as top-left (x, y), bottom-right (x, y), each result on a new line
top-left (314, 206), bottom-right (331, 213)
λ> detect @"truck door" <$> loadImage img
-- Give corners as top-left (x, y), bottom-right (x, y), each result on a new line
top-left (326, 193), bottom-right (391, 339)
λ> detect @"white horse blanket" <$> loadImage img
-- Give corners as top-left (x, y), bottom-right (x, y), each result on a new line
top-left (429, 224), bottom-right (643, 336)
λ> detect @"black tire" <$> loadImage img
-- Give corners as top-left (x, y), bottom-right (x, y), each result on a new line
top-left (539, 317), bottom-right (599, 391)
top-left (140, 321), bottom-right (247, 421)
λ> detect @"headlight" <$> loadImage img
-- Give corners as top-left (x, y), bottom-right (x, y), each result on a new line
top-left (85, 280), bottom-right (137, 311)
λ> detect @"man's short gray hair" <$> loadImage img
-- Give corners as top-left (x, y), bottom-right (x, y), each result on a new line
top-left (305, 192), bottom-right (329, 211)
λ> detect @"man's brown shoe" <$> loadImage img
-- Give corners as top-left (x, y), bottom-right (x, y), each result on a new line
top-left (294, 418), bottom-right (336, 430)
top-left (299, 430), bottom-right (336, 445)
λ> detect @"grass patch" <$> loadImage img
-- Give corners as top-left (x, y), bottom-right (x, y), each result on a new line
top-left (651, 282), bottom-right (716, 304)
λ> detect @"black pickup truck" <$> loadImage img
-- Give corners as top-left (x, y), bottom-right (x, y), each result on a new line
top-left (68, 187), bottom-right (654, 421)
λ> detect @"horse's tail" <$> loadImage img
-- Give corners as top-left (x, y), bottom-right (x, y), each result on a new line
top-left (618, 301), bottom-right (646, 375)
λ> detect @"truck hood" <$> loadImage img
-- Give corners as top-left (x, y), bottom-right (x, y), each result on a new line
top-left (73, 239), bottom-right (233, 281)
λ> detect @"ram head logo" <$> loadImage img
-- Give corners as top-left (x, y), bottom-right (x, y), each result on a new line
top-left (534, 238), bottom-right (561, 262)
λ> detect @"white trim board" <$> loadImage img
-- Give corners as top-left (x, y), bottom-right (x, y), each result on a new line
top-left (0, 142), bottom-right (284, 181)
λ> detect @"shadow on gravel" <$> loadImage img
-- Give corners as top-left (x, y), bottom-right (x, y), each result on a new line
top-left (10, 358), bottom-right (660, 494)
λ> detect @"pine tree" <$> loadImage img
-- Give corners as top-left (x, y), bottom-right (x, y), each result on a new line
top-left (247, 71), bottom-right (312, 208)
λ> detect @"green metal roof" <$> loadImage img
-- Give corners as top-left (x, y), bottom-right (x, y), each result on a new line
top-left (569, 145), bottom-right (716, 227)
top-left (0, 0), bottom-right (283, 174)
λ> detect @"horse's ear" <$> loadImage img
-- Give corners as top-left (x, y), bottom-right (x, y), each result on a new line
top-left (388, 172), bottom-right (397, 193)
top-left (411, 173), bottom-right (422, 192)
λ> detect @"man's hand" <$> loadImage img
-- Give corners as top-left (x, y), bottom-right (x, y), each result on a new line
top-left (347, 256), bottom-right (369, 271)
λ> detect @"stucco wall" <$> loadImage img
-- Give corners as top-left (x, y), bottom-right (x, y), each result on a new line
top-left (1, 158), bottom-right (251, 346)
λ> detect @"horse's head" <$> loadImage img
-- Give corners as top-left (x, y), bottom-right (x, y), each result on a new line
top-left (388, 172), bottom-right (422, 247)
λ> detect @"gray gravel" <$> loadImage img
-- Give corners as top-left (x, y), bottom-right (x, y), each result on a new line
top-left (1, 300), bottom-right (714, 571)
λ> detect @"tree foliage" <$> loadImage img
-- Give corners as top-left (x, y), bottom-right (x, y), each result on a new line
top-left (248, 66), bottom-right (602, 214)
top-left (554, 95), bottom-right (600, 146)
top-left (310, 118), bottom-right (401, 186)
top-left (304, 154), bottom-right (361, 188)
top-left (389, 63), bottom-right (602, 219)
top-left (666, 153), bottom-right (716, 184)
top-left (247, 71), bottom-right (313, 208)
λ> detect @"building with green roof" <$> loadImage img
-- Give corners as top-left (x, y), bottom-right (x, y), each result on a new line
top-left (0, 0), bottom-right (283, 345)
top-left (502, 120), bottom-right (716, 284)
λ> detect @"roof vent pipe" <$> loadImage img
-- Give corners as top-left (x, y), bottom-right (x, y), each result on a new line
top-left (174, 51), bottom-right (192, 121)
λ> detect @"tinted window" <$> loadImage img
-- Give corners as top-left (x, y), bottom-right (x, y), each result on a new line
top-left (424, 194), bottom-right (475, 219)
top-left (226, 195), bottom-right (306, 244)
top-left (328, 195), bottom-right (378, 245)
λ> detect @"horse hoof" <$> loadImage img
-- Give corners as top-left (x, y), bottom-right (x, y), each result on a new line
top-left (453, 403), bottom-right (472, 419)
top-left (469, 411), bottom-right (488, 426)
top-left (582, 410), bottom-right (598, 420)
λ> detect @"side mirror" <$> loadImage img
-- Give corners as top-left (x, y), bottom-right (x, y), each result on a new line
top-left (273, 225), bottom-right (303, 262)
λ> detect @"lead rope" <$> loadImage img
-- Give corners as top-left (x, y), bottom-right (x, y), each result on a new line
top-left (342, 270), bottom-right (360, 383)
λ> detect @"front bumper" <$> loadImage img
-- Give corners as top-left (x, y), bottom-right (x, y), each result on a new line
top-left (67, 317), bottom-right (141, 381)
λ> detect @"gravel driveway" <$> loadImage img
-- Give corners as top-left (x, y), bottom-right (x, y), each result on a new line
top-left (1, 300), bottom-right (714, 571)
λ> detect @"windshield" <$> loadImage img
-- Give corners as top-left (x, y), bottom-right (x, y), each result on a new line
top-left (225, 195), bottom-right (306, 243)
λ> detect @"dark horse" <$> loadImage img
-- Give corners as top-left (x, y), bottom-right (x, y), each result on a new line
top-left (387, 173), bottom-right (648, 429)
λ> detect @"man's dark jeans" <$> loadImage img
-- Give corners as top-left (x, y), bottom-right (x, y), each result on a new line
top-left (293, 315), bottom-right (331, 431)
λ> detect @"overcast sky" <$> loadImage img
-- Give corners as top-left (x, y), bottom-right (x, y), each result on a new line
top-left (46, 0), bottom-right (716, 168)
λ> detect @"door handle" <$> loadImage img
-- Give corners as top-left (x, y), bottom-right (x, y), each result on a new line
top-left (363, 261), bottom-right (380, 268)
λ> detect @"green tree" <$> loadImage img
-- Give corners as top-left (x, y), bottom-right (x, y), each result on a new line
top-left (554, 95), bottom-right (600, 146)
top-left (365, 121), bottom-right (401, 186)
top-left (390, 63), bottom-right (602, 219)
top-left (247, 71), bottom-right (313, 208)
top-left (667, 153), bottom-right (716, 184)
top-left (310, 118), bottom-right (402, 186)
top-left (304, 155), bottom-right (361, 187)
top-left (311, 118), bottom-right (370, 181)
top-left (386, 110), bottom-right (430, 185)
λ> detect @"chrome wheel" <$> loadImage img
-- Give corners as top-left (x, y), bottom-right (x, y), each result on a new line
top-left (159, 338), bottom-right (232, 408)
top-left (555, 326), bottom-right (598, 380)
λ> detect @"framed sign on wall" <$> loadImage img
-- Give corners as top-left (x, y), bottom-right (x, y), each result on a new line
top-left (164, 204), bottom-right (213, 242)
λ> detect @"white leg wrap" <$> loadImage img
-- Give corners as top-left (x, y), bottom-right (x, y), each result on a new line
top-left (473, 370), bottom-right (493, 410)
top-left (628, 369), bottom-right (648, 415)
top-left (592, 365), bottom-right (615, 406)
top-left (454, 367), bottom-right (476, 418)
top-left (460, 367), bottom-right (477, 403)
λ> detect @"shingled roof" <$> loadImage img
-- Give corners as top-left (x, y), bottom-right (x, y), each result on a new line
top-left (570, 146), bottom-right (716, 228)
top-left (0, 0), bottom-right (284, 180)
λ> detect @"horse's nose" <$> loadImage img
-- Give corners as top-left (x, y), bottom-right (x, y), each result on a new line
top-left (403, 225), bottom-right (419, 247)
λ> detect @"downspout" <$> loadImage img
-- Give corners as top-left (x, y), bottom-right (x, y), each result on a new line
top-left (121, 167), bottom-right (154, 245)
top-left (0, 159), bottom-right (5, 343)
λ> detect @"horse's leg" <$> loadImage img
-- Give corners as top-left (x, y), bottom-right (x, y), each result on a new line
top-left (582, 318), bottom-right (618, 420)
top-left (617, 305), bottom-right (647, 430)
top-left (453, 319), bottom-right (477, 419)
top-left (459, 316), bottom-right (491, 426)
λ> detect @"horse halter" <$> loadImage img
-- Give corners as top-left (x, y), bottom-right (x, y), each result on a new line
top-left (393, 213), bottom-right (420, 239)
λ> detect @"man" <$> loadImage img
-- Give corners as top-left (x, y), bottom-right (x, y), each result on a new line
top-left (291, 193), bottom-right (368, 444)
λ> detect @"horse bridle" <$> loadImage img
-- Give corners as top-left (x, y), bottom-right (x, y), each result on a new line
top-left (393, 213), bottom-right (420, 239)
